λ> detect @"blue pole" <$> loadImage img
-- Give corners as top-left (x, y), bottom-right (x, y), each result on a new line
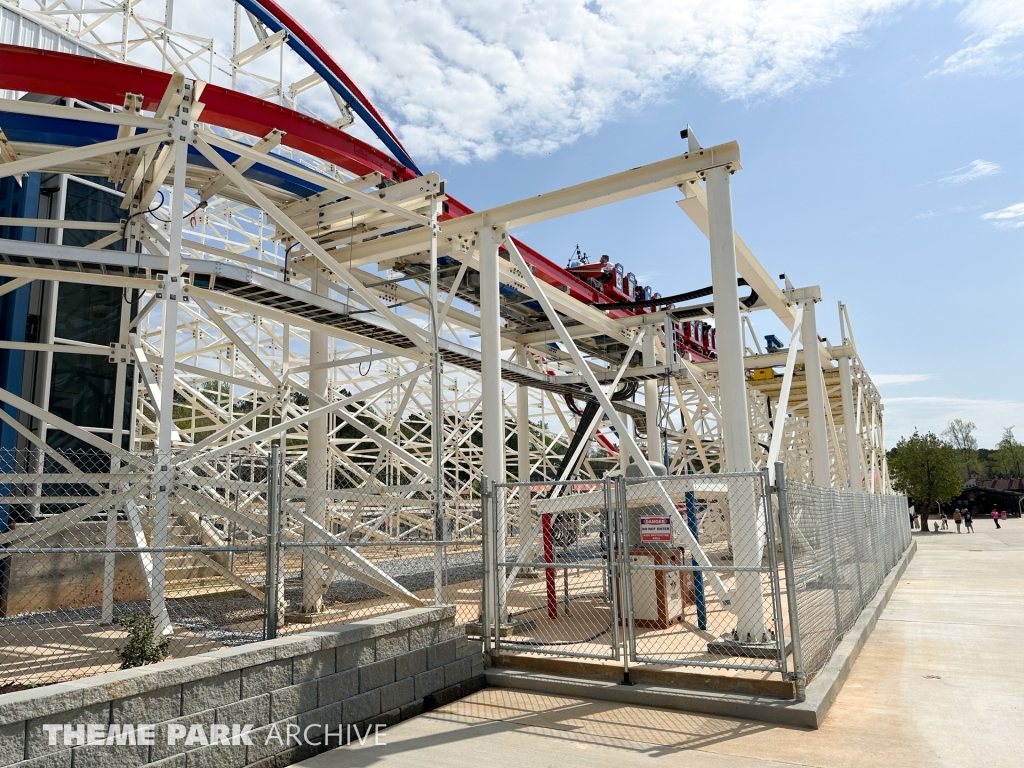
top-left (685, 490), bottom-right (707, 630)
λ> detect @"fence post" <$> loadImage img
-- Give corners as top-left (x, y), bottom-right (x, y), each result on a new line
top-left (616, 479), bottom-right (635, 685)
top-left (762, 467), bottom-right (787, 678)
top-left (775, 462), bottom-right (806, 701)
top-left (265, 444), bottom-right (282, 640)
top-left (480, 475), bottom-right (493, 655)
top-left (605, 475), bottom-right (622, 660)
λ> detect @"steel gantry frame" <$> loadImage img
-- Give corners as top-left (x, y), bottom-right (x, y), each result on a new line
top-left (0, 3), bottom-right (889, 641)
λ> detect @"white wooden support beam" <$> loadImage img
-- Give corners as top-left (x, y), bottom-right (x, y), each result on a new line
top-left (798, 298), bottom-right (830, 488)
top-left (338, 142), bottom-right (742, 269)
top-left (180, 367), bottom-right (427, 467)
top-left (192, 136), bottom-right (435, 356)
top-left (643, 331), bottom-right (662, 464)
top-left (231, 28), bottom-right (287, 67)
top-left (0, 96), bottom-right (167, 131)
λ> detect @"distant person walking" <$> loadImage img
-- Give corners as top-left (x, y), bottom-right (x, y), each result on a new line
top-left (941, 511), bottom-right (948, 530)
top-left (965, 509), bottom-right (974, 533)
top-left (954, 508), bottom-right (962, 533)
top-left (992, 507), bottom-right (1001, 529)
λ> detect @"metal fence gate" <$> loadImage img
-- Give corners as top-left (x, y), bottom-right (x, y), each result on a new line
top-left (485, 470), bottom-right (787, 678)
top-left (483, 464), bottom-right (914, 692)
top-left (619, 471), bottom-right (786, 675)
top-left (489, 478), bottom-right (622, 662)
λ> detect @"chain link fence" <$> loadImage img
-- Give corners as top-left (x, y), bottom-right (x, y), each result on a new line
top-left (778, 476), bottom-right (911, 682)
top-left (620, 472), bottom-right (786, 673)
top-left (491, 479), bottom-right (621, 661)
top-left (486, 466), bottom-right (912, 690)
top-left (1, 446), bottom-right (910, 694)
top-left (0, 447), bottom-right (480, 690)
top-left (488, 471), bottom-right (786, 675)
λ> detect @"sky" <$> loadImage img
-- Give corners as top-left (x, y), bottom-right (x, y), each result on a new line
top-left (165, 0), bottom-right (1024, 448)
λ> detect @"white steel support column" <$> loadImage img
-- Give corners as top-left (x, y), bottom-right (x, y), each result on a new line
top-left (705, 164), bottom-right (766, 640)
top-left (479, 225), bottom-right (504, 626)
top-left (152, 79), bottom-right (194, 635)
top-left (303, 268), bottom-right (329, 614)
top-left (102, 257), bottom-right (136, 625)
top-left (429, 195), bottom-right (445, 604)
top-left (838, 356), bottom-right (861, 491)
top-left (516, 345), bottom-right (532, 546)
top-left (643, 332), bottom-right (662, 464)
top-left (869, 401), bottom-right (878, 493)
top-left (800, 299), bottom-right (830, 488)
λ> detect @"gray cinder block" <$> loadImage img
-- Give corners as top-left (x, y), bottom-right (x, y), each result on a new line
top-left (292, 650), bottom-right (334, 684)
top-left (182, 672), bottom-right (240, 716)
top-left (426, 640), bottom-right (456, 670)
top-left (378, 679), bottom-right (414, 714)
top-left (444, 658), bottom-right (471, 689)
top-left (341, 690), bottom-right (380, 725)
top-left (269, 682), bottom-right (317, 722)
top-left (374, 632), bottom-right (409, 661)
top-left (394, 648), bottom-right (426, 680)
top-left (317, 670), bottom-right (357, 707)
top-left (357, 659), bottom-right (394, 694)
top-left (111, 687), bottom-right (181, 725)
top-left (413, 668), bottom-right (444, 700)
top-left (240, 661), bottom-right (291, 700)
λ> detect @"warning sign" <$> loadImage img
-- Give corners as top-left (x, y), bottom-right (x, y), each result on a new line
top-left (639, 516), bottom-right (672, 543)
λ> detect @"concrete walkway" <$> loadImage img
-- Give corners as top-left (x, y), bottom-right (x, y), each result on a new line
top-left (297, 519), bottom-right (1024, 768)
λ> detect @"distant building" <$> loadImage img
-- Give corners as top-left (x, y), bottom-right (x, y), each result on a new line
top-left (957, 475), bottom-right (1023, 517)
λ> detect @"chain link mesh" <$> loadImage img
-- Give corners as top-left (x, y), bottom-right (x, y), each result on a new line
top-left (783, 481), bottom-right (911, 680)
top-left (0, 450), bottom-right (480, 690)
top-left (487, 471), bottom-right (911, 685)
top-left (621, 472), bottom-right (785, 673)
top-left (492, 480), bottom-right (619, 661)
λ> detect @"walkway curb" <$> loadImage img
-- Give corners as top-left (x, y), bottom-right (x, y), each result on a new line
top-left (485, 539), bottom-right (918, 729)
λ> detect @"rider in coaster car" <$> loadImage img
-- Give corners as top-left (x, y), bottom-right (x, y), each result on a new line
top-left (599, 254), bottom-right (614, 282)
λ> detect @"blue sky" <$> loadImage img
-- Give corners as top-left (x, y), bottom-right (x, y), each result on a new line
top-left (171, 0), bottom-right (1023, 447)
top-left (414, 2), bottom-right (1023, 448)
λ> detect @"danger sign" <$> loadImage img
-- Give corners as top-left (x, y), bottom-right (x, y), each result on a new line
top-left (640, 516), bottom-right (672, 543)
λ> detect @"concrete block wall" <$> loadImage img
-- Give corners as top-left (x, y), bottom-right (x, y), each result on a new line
top-left (0, 606), bottom-right (485, 768)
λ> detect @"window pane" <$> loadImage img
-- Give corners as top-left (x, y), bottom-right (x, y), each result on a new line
top-left (48, 352), bottom-right (117, 429)
top-left (62, 179), bottom-right (126, 251)
top-left (54, 283), bottom-right (123, 345)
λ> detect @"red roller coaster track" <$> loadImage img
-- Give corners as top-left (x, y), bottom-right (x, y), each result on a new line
top-left (0, 43), bottom-right (631, 315)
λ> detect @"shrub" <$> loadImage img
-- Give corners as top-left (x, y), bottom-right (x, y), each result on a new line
top-left (116, 612), bottom-right (169, 669)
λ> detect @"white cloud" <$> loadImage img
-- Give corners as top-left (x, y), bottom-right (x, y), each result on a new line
top-left (939, 159), bottom-right (1001, 183)
top-left (981, 202), bottom-right (1024, 228)
top-left (164, 0), bottom-right (912, 163)
top-left (872, 373), bottom-right (933, 385)
top-left (939, 0), bottom-right (1024, 75)
top-left (884, 396), bottom-right (1024, 448)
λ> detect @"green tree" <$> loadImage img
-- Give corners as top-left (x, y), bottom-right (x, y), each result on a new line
top-left (888, 431), bottom-right (963, 532)
top-left (942, 419), bottom-right (982, 480)
top-left (992, 427), bottom-right (1024, 478)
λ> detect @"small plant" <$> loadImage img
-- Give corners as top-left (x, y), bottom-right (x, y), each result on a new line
top-left (116, 612), bottom-right (169, 669)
